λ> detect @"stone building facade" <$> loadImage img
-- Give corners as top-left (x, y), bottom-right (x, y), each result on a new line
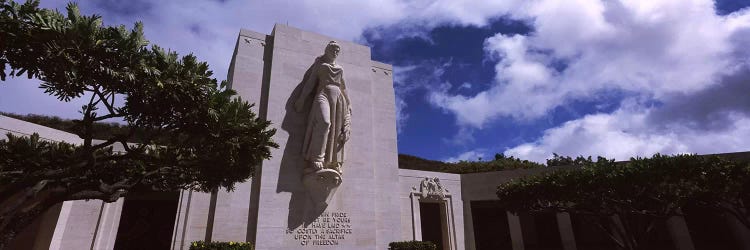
top-left (4, 118), bottom-right (750, 250)
top-left (3, 25), bottom-right (750, 250)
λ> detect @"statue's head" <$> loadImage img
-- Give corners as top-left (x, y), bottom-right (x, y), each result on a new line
top-left (324, 41), bottom-right (341, 61)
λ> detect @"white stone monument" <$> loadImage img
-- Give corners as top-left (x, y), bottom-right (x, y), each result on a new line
top-left (228, 24), bottom-right (400, 250)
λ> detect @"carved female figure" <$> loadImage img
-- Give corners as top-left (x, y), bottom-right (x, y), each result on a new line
top-left (295, 41), bottom-right (352, 175)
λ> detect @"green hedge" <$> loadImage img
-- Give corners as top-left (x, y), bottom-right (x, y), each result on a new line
top-left (189, 241), bottom-right (253, 250)
top-left (388, 241), bottom-right (437, 250)
top-left (398, 153), bottom-right (543, 174)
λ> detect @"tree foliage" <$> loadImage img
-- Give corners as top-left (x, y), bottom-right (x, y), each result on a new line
top-left (398, 153), bottom-right (543, 174)
top-left (546, 153), bottom-right (594, 167)
top-left (497, 154), bottom-right (750, 250)
top-left (0, 0), bottom-right (277, 247)
top-left (0, 112), bottom-right (148, 142)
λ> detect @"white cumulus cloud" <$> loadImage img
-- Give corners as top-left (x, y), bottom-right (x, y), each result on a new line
top-left (431, 0), bottom-right (743, 127)
top-left (505, 104), bottom-right (750, 163)
top-left (428, 0), bottom-right (750, 161)
top-left (1, 0), bottom-right (528, 118)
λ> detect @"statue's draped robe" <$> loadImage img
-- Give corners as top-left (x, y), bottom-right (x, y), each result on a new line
top-left (301, 61), bottom-right (351, 168)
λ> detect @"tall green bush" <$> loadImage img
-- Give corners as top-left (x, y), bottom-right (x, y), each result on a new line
top-left (398, 153), bottom-right (543, 174)
top-left (497, 153), bottom-right (750, 250)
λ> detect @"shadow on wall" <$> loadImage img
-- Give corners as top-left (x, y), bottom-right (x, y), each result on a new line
top-left (276, 58), bottom-right (326, 230)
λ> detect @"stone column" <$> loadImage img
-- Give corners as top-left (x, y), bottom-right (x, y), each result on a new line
top-left (507, 211), bottom-right (525, 250)
top-left (446, 198), bottom-right (460, 250)
top-left (410, 193), bottom-right (422, 241)
top-left (171, 190), bottom-right (213, 250)
top-left (210, 183), bottom-right (254, 242)
top-left (520, 214), bottom-right (538, 247)
top-left (666, 215), bottom-right (695, 250)
top-left (49, 200), bottom-right (105, 250)
top-left (463, 201), bottom-right (476, 250)
top-left (556, 212), bottom-right (577, 250)
top-left (226, 28), bottom-right (268, 245)
top-left (91, 198), bottom-right (125, 250)
top-left (725, 214), bottom-right (750, 250)
top-left (48, 201), bottom-right (73, 250)
top-left (440, 202), bottom-right (451, 250)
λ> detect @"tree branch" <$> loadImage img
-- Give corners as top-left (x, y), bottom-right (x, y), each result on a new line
top-left (0, 168), bottom-right (70, 204)
top-left (92, 113), bottom-right (122, 122)
top-left (592, 217), bottom-right (627, 250)
top-left (90, 133), bottom-right (128, 152)
top-left (94, 88), bottom-right (116, 115)
top-left (719, 203), bottom-right (750, 229)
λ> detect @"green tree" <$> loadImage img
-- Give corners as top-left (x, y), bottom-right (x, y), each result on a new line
top-left (397, 153), bottom-right (543, 174)
top-left (0, 1), bottom-right (277, 247)
top-left (497, 154), bottom-right (750, 250)
top-left (447, 153), bottom-right (543, 173)
top-left (545, 153), bottom-right (592, 167)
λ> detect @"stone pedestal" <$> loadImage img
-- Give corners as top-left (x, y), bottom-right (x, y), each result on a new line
top-left (302, 169), bottom-right (342, 208)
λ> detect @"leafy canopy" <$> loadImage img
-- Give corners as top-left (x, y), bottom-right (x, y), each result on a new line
top-left (1, 0), bottom-right (277, 193)
top-left (0, 0), bottom-right (277, 246)
top-left (497, 154), bottom-right (750, 216)
top-left (496, 154), bottom-right (750, 250)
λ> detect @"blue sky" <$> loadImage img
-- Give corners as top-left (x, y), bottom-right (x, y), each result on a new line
top-left (2, 0), bottom-right (750, 163)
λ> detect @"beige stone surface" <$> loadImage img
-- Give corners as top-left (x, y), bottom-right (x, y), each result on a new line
top-left (51, 200), bottom-right (105, 250)
top-left (209, 182), bottom-right (253, 242)
top-left (556, 212), bottom-right (578, 250)
top-left (231, 24), bottom-right (400, 250)
top-left (189, 28), bottom-right (272, 245)
top-left (0, 115), bottom-right (82, 143)
top-left (370, 58), bottom-right (400, 249)
top-left (398, 169), bottom-right (465, 250)
top-left (225, 28), bottom-right (271, 245)
top-left (460, 168), bottom-right (553, 201)
top-left (91, 198), bottom-right (125, 250)
top-left (171, 190), bottom-right (212, 250)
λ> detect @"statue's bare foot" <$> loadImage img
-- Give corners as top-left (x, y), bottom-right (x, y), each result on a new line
top-left (311, 161), bottom-right (324, 171)
top-left (303, 161), bottom-right (324, 174)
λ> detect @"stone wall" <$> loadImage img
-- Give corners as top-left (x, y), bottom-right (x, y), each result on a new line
top-left (398, 169), bottom-right (465, 250)
top-left (230, 24), bottom-right (401, 250)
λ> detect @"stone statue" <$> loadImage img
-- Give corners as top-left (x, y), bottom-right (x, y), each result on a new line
top-left (295, 41), bottom-right (352, 175)
top-left (295, 41), bottom-right (351, 207)
top-left (418, 177), bottom-right (448, 201)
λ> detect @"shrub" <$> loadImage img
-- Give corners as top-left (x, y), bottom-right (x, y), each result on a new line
top-left (189, 241), bottom-right (254, 250)
top-left (398, 153), bottom-right (543, 174)
top-left (497, 153), bottom-right (750, 250)
top-left (388, 240), bottom-right (437, 250)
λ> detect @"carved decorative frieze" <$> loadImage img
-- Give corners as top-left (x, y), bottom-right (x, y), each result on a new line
top-left (414, 177), bottom-right (449, 201)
